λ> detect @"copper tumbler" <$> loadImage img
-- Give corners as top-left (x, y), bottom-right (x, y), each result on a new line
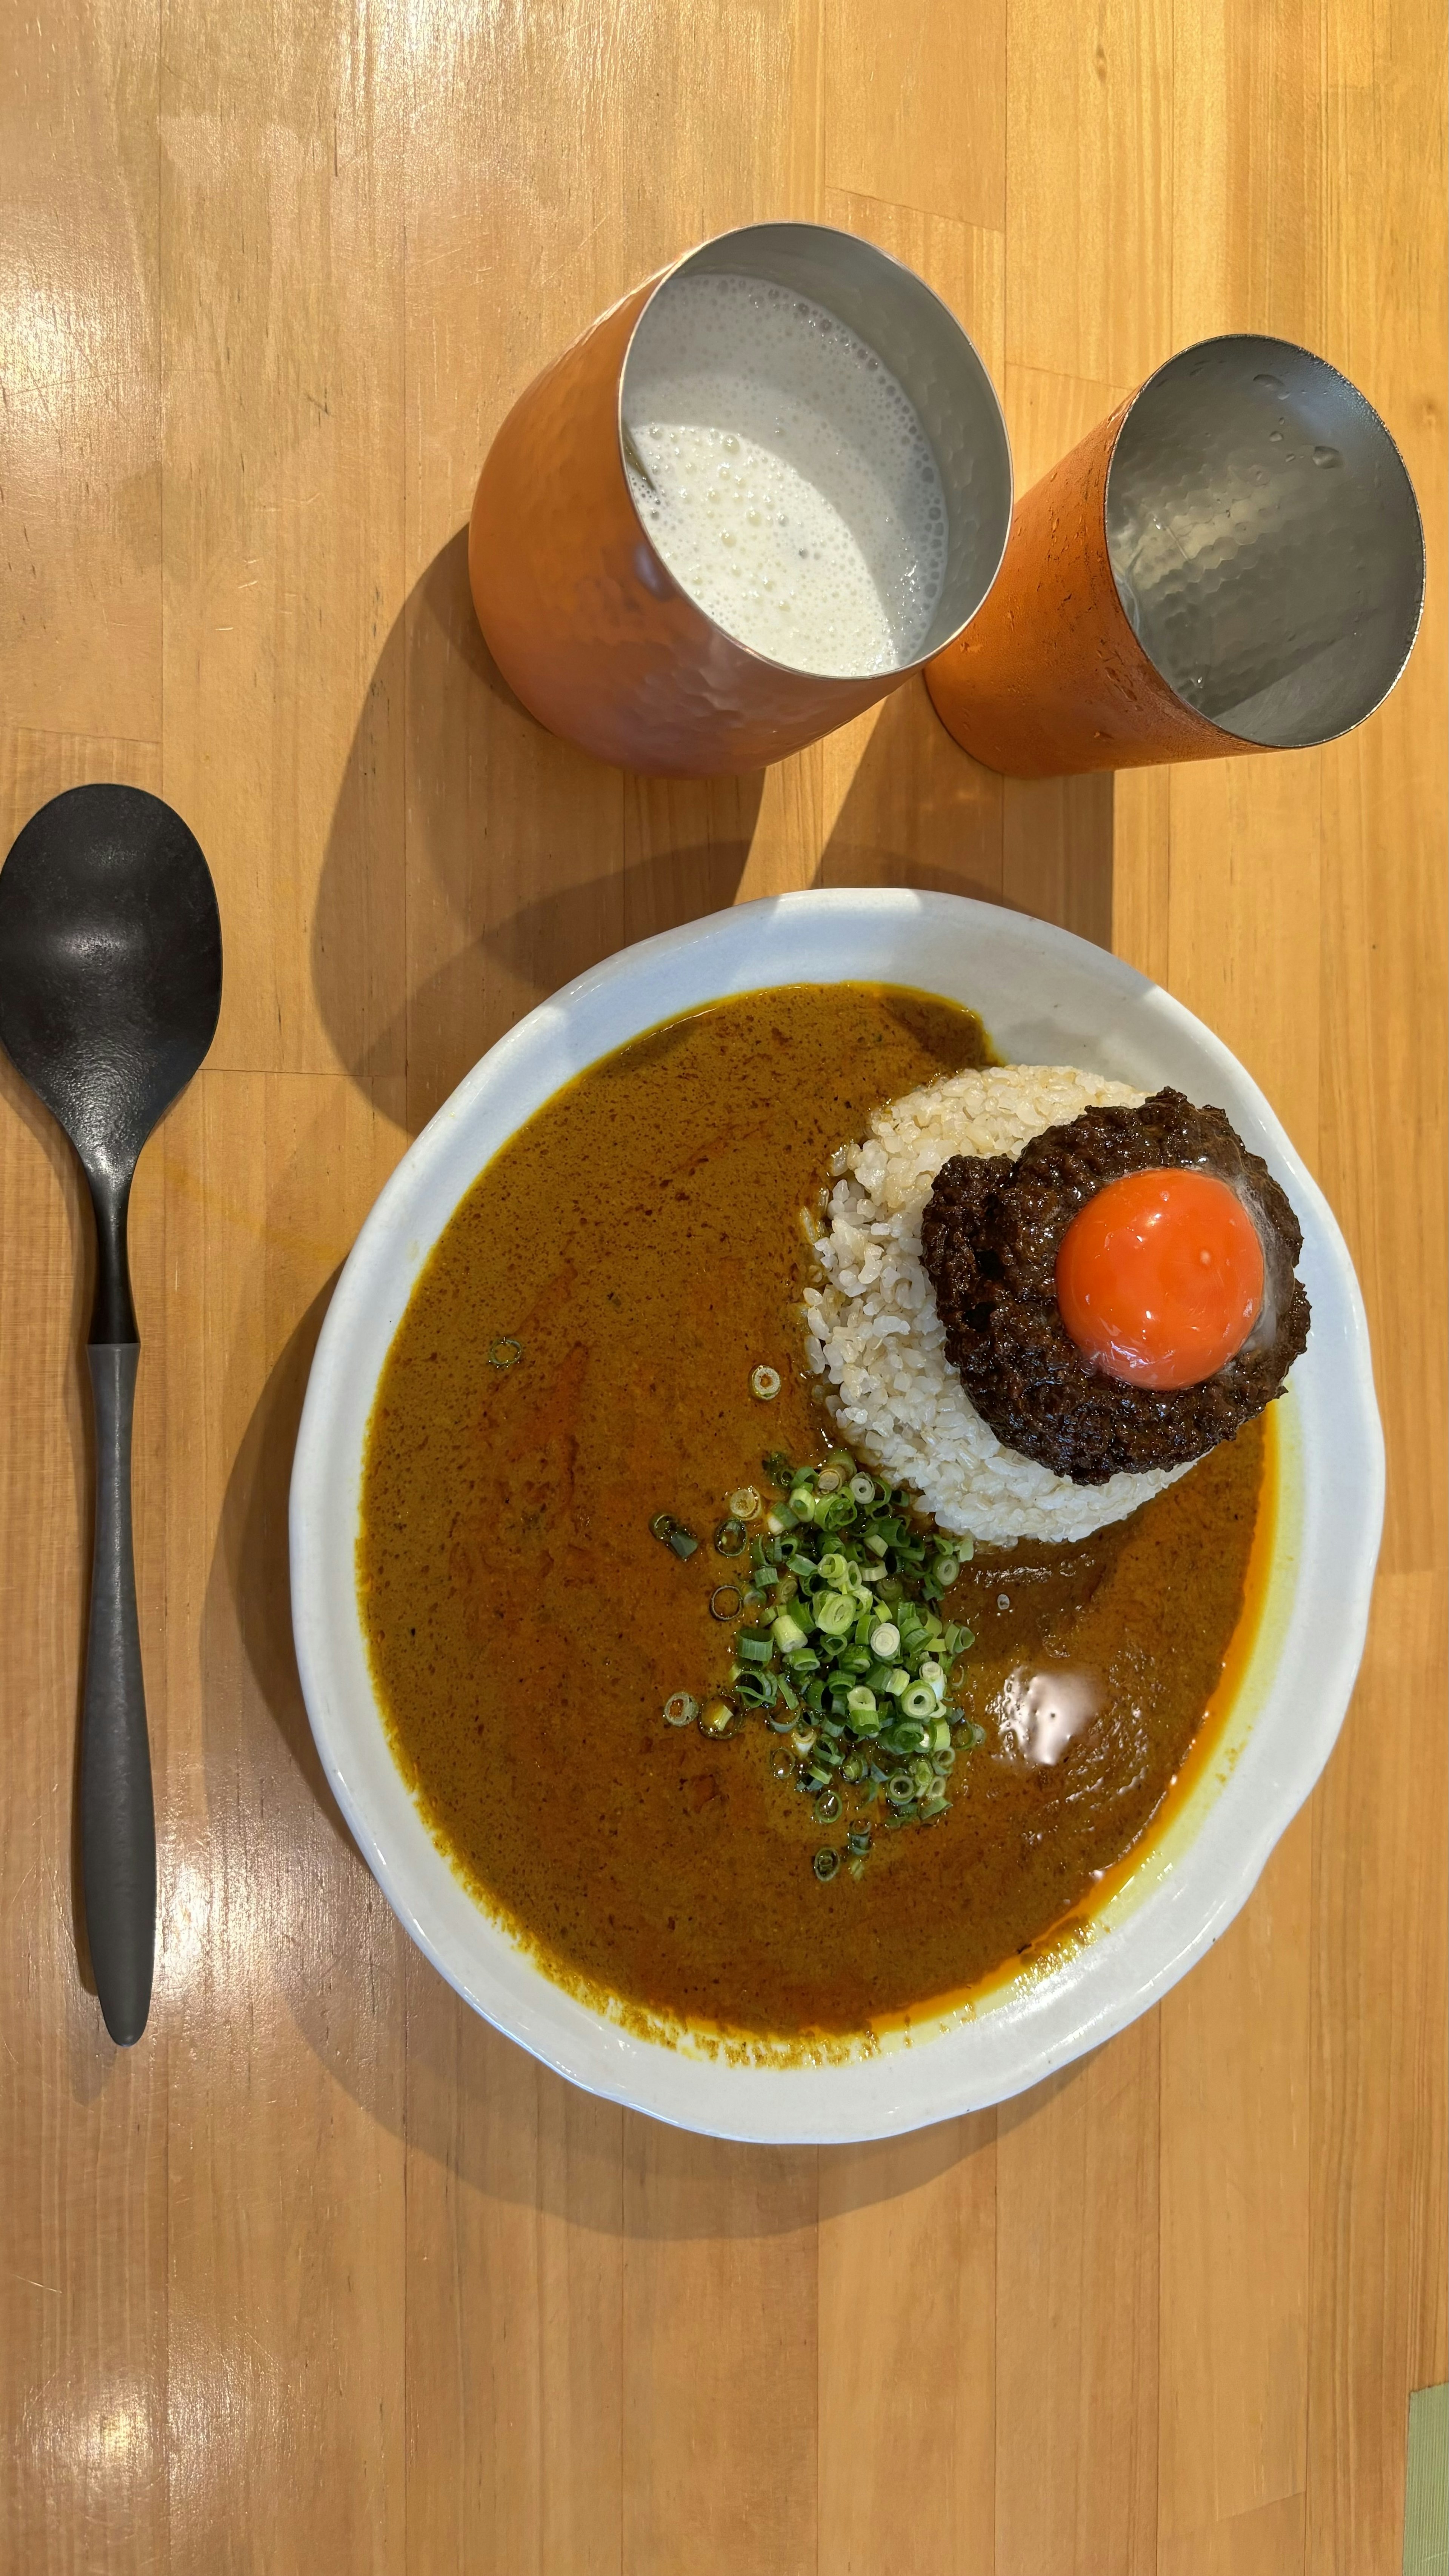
top-left (469, 222), bottom-right (1013, 776)
top-left (925, 335), bottom-right (1425, 778)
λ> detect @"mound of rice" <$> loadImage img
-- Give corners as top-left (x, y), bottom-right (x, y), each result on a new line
top-left (803, 1064), bottom-right (1195, 1547)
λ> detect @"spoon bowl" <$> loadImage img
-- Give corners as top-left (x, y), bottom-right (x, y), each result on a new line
top-left (0, 784), bottom-right (222, 2041)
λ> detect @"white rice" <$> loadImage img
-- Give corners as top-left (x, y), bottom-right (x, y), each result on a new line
top-left (803, 1064), bottom-right (1195, 1547)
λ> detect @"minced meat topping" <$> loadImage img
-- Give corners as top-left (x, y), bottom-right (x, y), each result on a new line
top-left (919, 1089), bottom-right (1311, 1483)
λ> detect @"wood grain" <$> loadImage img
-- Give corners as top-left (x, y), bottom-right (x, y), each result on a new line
top-left (995, 2021), bottom-right (1162, 2575)
top-left (0, 1), bottom-right (1443, 2570)
top-left (0, 0), bottom-right (161, 741)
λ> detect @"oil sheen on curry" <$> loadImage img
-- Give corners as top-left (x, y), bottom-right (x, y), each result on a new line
top-left (360, 986), bottom-right (1286, 2038)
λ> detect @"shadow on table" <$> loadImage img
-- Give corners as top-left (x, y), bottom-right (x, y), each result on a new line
top-left (310, 526), bottom-right (765, 1137)
top-left (208, 1297), bottom-right (1066, 2236)
top-left (813, 668), bottom-right (1116, 950)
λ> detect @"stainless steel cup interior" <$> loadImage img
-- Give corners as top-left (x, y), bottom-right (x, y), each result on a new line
top-left (1106, 335), bottom-right (1426, 749)
top-left (620, 222), bottom-right (1014, 672)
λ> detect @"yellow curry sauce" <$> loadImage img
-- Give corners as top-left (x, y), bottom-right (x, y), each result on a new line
top-left (359, 985), bottom-right (1267, 2036)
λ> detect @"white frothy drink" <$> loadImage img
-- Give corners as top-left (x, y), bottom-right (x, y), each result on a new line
top-left (621, 272), bottom-right (948, 678)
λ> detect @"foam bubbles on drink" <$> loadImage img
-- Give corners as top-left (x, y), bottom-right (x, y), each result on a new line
top-left (621, 272), bottom-right (948, 677)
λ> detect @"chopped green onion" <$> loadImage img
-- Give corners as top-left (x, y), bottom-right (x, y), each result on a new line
top-left (814, 1592), bottom-right (855, 1637)
top-left (813, 1848), bottom-right (841, 1882)
top-left (649, 1512), bottom-right (677, 1544)
top-left (677, 1433), bottom-right (982, 1877)
top-left (751, 1365), bottom-right (782, 1402)
top-left (487, 1336), bottom-right (523, 1370)
top-left (663, 1692), bottom-right (699, 1727)
top-left (734, 1670), bottom-right (776, 1708)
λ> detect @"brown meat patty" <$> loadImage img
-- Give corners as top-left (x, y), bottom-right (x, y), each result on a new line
top-left (919, 1089), bottom-right (1311, 1484)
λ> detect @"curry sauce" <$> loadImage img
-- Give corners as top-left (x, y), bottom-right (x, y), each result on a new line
top-left (359, 986), bottom-right (1267, 2036)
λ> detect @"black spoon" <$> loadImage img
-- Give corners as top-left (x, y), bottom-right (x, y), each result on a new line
top-left (0, 786), bottom-right (222, 2045)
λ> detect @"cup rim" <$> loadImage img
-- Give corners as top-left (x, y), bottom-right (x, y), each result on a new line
top-left (614, 218), bottom-right (1014, 683)
top-left (1103, 329), bottom-right (1427, 751)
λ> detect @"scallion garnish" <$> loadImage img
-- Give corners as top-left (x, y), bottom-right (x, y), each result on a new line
top-left (658, 1437), bottom-right (980, 1882)
top-left (663, 1692), bottom-right (699, 1727)
top-left (652, 1509), bottom-right (701, 1558)
top-left (487, 1336), bottom-right (523, 1370)
top-left (750, 1365), bottom-right (782, 1402)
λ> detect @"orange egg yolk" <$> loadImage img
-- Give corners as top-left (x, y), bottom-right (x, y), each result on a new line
top-left (1055, 1167), bottom-right (1265, 1391)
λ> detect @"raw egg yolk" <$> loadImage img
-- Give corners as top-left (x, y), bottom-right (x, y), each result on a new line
top-left (1055, 1167), bottom-right (1265, 1391)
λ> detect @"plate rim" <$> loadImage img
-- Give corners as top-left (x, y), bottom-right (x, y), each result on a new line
top-left (289, 886), bottom-right (1384, 2142)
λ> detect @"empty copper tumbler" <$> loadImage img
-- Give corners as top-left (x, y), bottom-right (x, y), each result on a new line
top-left (469, 221), bottom-right (1013, 776)
top-left (925, 335), bottom-right (1425, 777)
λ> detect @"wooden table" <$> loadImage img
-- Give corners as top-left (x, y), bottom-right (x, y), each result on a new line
top-left (2, 3), bottom-right (1444, 2568)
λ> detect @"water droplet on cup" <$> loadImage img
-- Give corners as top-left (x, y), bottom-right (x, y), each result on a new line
top-left (1313, 444), bottom-right (1342, 468)
top-left (1254, 371), bottom-right (1286, 393)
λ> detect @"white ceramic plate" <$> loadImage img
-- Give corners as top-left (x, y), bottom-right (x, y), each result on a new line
top-left (290, 890), bottom-right (1382, 2142)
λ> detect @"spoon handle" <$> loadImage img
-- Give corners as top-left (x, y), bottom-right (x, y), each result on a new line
top-left (82, 1343), bottom-right (155, 2045)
